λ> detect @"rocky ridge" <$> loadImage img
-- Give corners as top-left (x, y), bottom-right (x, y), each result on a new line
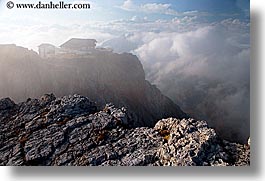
top-left (0, 44), bottom-right (187, 128)
top-left (0, 94), bottom-right (250, 166)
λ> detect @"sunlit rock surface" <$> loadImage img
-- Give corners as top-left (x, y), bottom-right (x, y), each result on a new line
top-left (0, 94), bottom-right (250, 166)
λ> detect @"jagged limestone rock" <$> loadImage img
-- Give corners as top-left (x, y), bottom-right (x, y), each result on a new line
top-left (0, 94), bottom-right (250, 166)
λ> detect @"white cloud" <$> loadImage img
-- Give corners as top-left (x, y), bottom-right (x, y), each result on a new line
top-left (100, 18), bottom-right (250, 142)
top-left (120, 0), bottom-right (135, 11)
top-left (119, 0), bottom-right (211, 17)
top-left (139, 20), bottom-right (249, 142)
top-left (120, 0), bottom-right (180, 15)
top-left (140, 3), bottom-right (172, 14)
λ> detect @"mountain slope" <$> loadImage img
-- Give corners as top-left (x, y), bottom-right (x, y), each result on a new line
top-left (0, 44), bottom-right (186, 127)
top-left (0, 94), bottom-right (250, 166)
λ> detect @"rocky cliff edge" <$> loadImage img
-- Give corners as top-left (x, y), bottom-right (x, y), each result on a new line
top-left (0, 94), bottom-right (250, 166)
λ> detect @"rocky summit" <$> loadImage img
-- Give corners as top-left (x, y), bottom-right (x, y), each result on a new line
top-left (0, 94), bottom-right (249, 166)
top-left (0, 45), bottom-right (187, 128)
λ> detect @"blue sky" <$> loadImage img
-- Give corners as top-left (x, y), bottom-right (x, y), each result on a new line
top-left (87, 0), bottom-right (249, 22)
top-left (0, 0), bottom-right (250, 49)
top-left (0, 0), bottom-right (250, 23)
top-left (85, 0), bottom-right (249, 21)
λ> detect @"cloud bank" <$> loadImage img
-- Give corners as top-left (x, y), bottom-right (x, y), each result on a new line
top-left (102, 18), bottom-right (250, 143)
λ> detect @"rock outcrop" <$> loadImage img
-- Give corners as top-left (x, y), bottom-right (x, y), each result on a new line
top-left (0, 44), bottom-right (186, 127)
top-left (0, 94), bottom-right (250, 166)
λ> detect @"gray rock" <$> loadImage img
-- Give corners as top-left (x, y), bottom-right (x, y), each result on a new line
top-left (0, 94), bottom-right (250, 166)
top-left (0, 98), bottom-right (15, 110)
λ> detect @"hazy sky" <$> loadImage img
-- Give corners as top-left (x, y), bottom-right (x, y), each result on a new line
top-left (0, 0), bottom-right (249, 51)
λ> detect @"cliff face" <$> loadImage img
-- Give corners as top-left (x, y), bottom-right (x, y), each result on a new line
top-left (0, 45), bottom-right (186, 127)
top-left (0, 94), bottom-right (250, 166)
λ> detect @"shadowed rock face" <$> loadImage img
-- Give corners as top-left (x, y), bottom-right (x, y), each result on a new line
top-left (0, 44), bottom-right (186, 127)
top-left (0, 94), bottom-right (250, 166)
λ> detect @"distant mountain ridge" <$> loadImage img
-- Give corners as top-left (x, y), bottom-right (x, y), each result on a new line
top-left (0, 44), bottom-right (187, 127)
